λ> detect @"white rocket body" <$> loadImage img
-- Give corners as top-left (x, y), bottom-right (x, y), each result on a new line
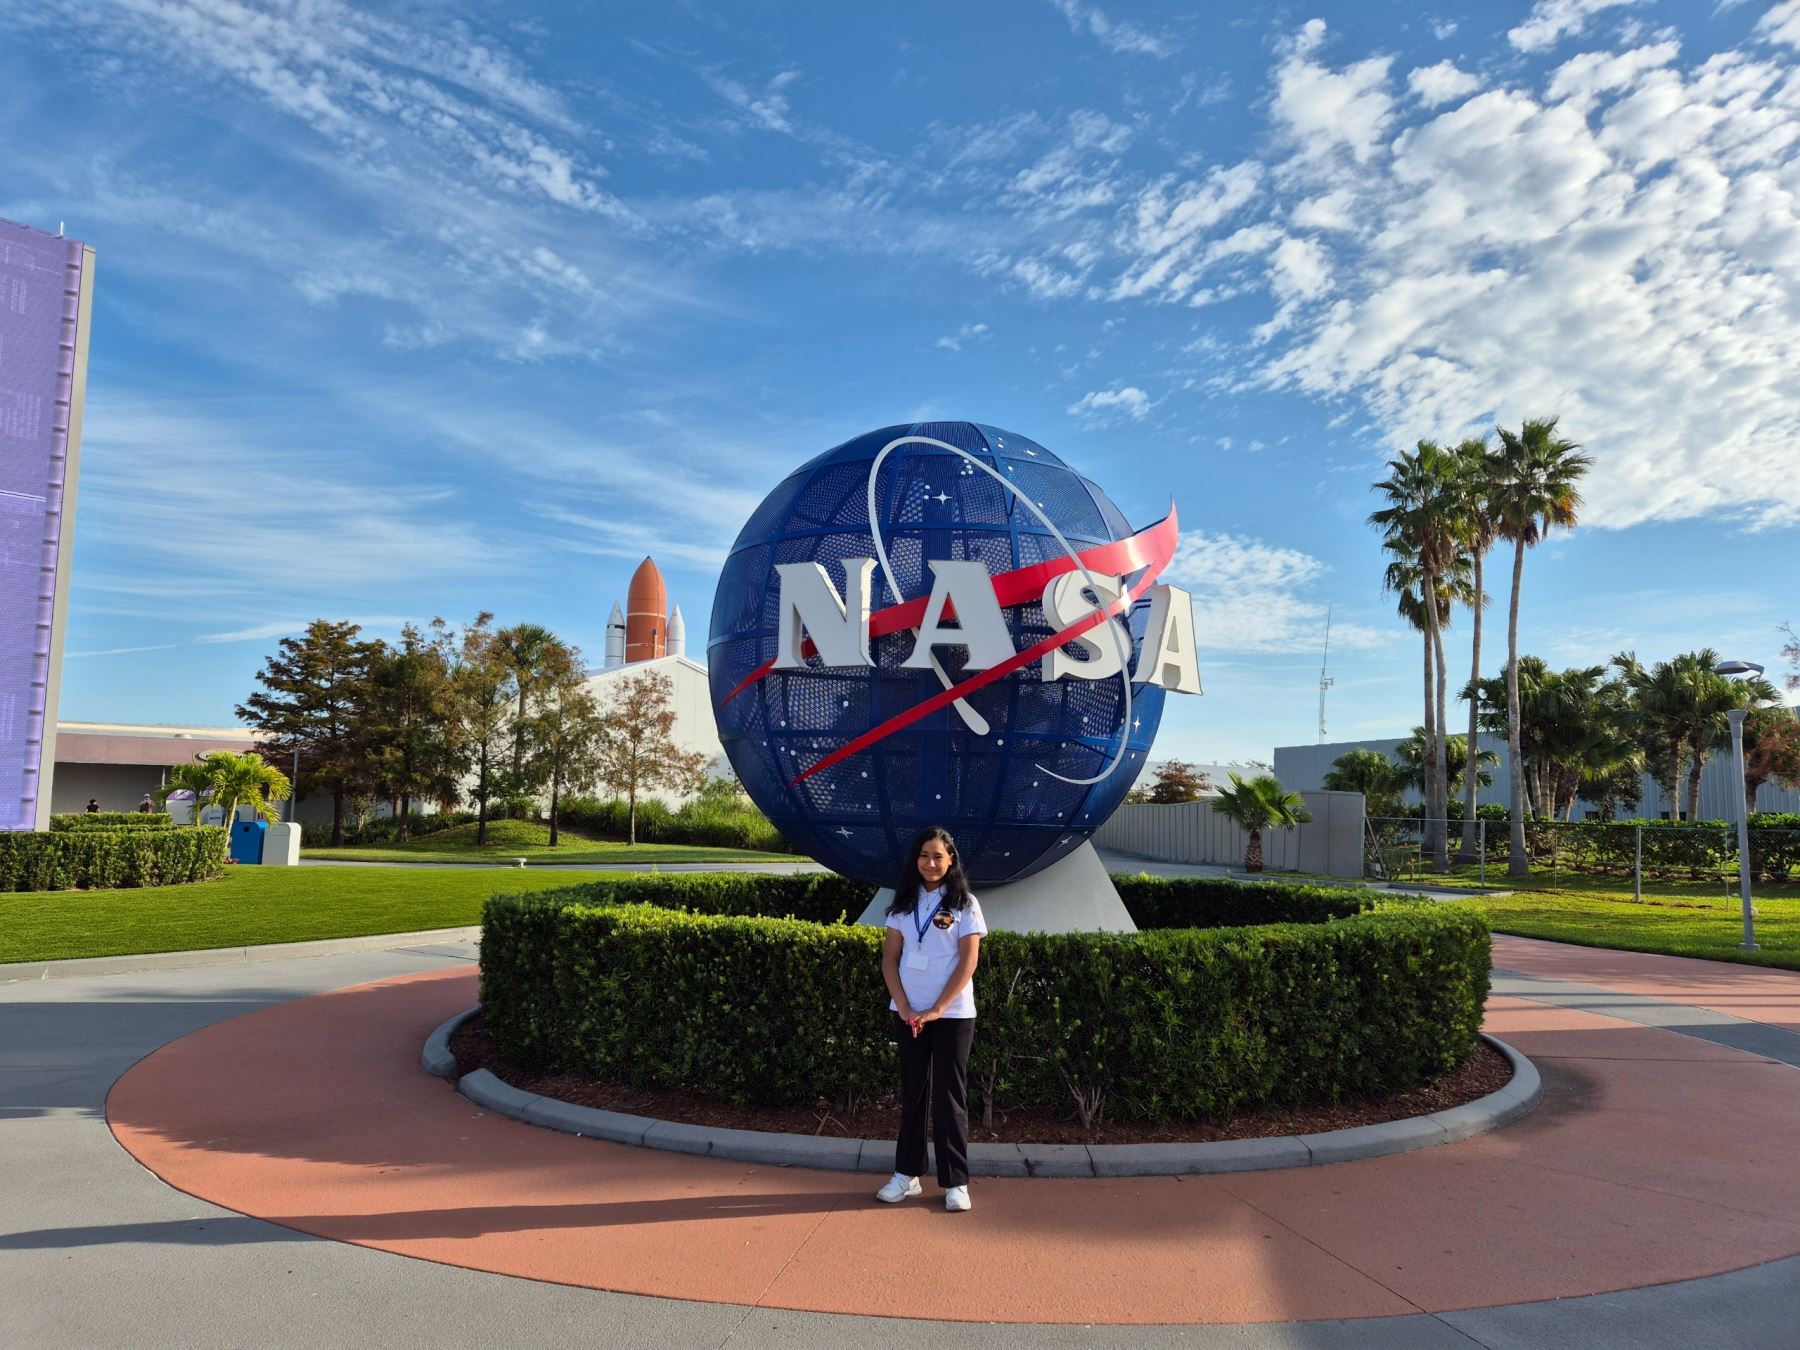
top-left (604, 602), bottom-right (626, 669)
top-left (667, 604), bottom-right (686, 659)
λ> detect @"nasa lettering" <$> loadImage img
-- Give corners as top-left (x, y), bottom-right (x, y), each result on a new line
top-left (707, 423), bottom-right (1201, 887)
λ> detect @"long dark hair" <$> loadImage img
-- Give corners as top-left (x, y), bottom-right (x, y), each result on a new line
top-left (886, 825), bottom-right (973, 916)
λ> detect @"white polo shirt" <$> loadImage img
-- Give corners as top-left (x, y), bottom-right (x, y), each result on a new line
top-left (886, 887), bottom-right (987, 1018)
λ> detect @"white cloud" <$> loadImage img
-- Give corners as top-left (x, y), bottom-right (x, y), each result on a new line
top-left (1272, 28), bottom-right (1394, 166)
top-left (1163, 531), bottom-right (1390, 654)
top-left (935, 322), bottom-right (991, 351)
top-left (1509, 0), bottom-right (1644, 53)
top-left (1760, 1), bottom-right (1800, 49)
top-left (1407, 60), bottom-right (1482, 107)
top-left (1545, 42), bottom-right (1679, 111)
top-left (1047, 0), bottom-right (1175, 58)
top-left (1068, 386), bottom-right (1152, 423)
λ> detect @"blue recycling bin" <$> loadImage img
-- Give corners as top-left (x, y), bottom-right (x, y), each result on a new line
top-left (230, 819), bottom-right (267, 865)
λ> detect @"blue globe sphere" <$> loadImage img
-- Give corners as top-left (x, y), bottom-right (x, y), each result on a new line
top-left (708, 422), bottom-right (1167, 887)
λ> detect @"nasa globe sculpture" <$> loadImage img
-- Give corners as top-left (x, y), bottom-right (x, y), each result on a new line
top-left (708, 422), bottom-right (1201, 933)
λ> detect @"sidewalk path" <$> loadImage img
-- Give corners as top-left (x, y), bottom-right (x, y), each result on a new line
top-left (7, 935), bottom-right (1800, 1346)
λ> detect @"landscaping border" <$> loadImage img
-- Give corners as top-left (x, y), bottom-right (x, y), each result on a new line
top-left (423, 1006), bottom-right (1540, 1177)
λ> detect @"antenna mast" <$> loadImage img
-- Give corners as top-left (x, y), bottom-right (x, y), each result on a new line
top-left (1318, 605), bottom-right (1334, 743)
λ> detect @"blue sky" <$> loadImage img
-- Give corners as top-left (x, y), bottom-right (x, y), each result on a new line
top-left (4, 0), bottom-right (1799, 763)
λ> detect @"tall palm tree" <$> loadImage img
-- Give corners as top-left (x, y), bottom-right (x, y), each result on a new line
top-left (497, 622), bottom-right (559, 783)
top-left (1371, 442), bottom-right (1466, 870)
top-left (1490, 417), bottom-right (1592, 876)
top-left (1452, 436), bottom-right (1496, 854)
top-left (1322, 748), bottom-right (1404, 819)
top-left (1393, 728), bottom-right (1497, 798)
top-left (1211, 773), bottom-right (1312, 873)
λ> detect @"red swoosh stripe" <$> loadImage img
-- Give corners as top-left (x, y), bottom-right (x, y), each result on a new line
top-left (722, 508), bottom-right (1179, 706)
top-left (788, 505), bottom-right (1180, 784)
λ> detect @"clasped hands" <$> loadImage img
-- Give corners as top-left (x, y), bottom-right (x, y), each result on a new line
top-left (898, 1004), bottom-right (942, 1037)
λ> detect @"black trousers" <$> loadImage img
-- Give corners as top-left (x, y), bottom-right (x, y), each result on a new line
top-left (894, 1014), bottom-right (975, 1186)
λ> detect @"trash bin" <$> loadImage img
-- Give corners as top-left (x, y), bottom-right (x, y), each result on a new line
top-left (230, 819), bottom-right (267, 865)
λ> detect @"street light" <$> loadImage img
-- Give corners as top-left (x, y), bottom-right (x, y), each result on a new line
top-left (1714, 659), bottom-right (1766, 950)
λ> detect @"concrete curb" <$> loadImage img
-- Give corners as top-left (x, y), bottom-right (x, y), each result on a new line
top-left (421, 1005), bottom-right (479, 1079)
top-left (435, 1008), bottom-right (1540, 1178)
top-left (0, 926), bottom-right (482, 983)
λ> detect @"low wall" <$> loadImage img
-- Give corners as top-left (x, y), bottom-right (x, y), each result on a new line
top-left (1094, 791), bottom-right (1365, 878)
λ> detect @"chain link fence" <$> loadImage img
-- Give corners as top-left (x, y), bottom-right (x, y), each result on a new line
top-left (1364, 816), bottom-right (1800, 892)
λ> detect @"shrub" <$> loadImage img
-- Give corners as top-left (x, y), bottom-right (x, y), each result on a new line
top-left (50, 813), bottom-right (173, 831)
top-left (0, 826), bottom-right (229, 891)
top-left (480, 877), bottom-right (1489, 1123)
top-left (557, 794), bottom-right (795, 853)
top-left (300, 811), bottom-right (473, 847)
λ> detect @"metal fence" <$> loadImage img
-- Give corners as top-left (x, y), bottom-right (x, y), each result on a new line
top-left (1365, 817), bottom-right (1800, 894)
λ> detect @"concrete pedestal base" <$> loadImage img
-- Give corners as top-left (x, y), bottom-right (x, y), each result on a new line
top-left (856, 841), bottom-right (1137, 934)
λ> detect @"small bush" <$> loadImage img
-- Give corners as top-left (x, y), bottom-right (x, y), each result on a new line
top-left (0, 827), bottom-right (229, 891)
top-left (480, 875), bottom-right (1489, 1123)
top-left (50, 813), bottom-right (173, 831)
top-left (557, 794), bottom-right (795, 853)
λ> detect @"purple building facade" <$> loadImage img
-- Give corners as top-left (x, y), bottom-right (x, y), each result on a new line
top-left (0, 219), bottom-right (94, 831)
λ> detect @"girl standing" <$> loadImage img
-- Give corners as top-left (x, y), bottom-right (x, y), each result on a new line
top-left (876, 826), bottom-right (986, 1212)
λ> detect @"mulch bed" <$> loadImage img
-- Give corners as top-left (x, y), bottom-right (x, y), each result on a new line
top-left (451, 1015), bottom-right (1513, 1146)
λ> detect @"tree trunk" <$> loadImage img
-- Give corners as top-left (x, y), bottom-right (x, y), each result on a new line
top-left (1461, 550), bottom-right (1484, 857)
top-left (513, 686), bottom-right (528, 781)
top-left (1245, 827), bottom-right (1263, 873)
top-left (1421, 623), bottom-right (1437, 861)
top-left (331, 788), bottom-right (345, 847)
top-left (476, 747), bottom-right (490, 846)
top-left (548, 774), bottom-right (560, 848)
top-left (1428, 590), bottom-right (1450, 873)
top-left (398, 791), bottom-right (411, 842)
top-left (1685, 741), bottom-right (1705, 823)
top-left (1506, 540), bottom-right (1529, 878)
top-left (628, 784), bottom-right (637, 846)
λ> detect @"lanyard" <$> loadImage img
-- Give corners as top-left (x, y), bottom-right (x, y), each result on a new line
top-left (913, 903), bottom-right (934, 944)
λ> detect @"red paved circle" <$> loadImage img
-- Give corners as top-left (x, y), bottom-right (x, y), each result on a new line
top-left (106, 953), bottom-right (1800, 1324)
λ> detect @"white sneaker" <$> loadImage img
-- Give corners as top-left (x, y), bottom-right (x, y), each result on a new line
top-left (876, 1173), bottom-right (921, 1204)
top-left (944, 1185), bottom-right (972, 1212)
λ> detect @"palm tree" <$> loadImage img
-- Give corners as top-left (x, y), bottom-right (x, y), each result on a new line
top-left (1452, 436), bottom-right (1496, 855)
top-left (497, 621), bottom-right (559, 783)
top-left (1211, 773), bottom-right (1313, 872)
top-left (154, 761), bottom-right (217, 822)
top-left (1322, 748), bottom-right (1404, 819)
top-left (206, 751), bottom-right (292, 823)
top-left (1371, 443), bottom-right (1462, 870)
top-left (1490, 417), bottom-right (1592, 876)
top-left (1393, 728), bottom-right (1497, 798)
top-left (154, 752), bottom-right (290, 824)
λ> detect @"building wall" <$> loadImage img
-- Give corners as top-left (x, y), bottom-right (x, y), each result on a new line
top-left (1275, 735), bottom-right (1800, 822)
top-left (50, 762), bottom-right (167, 814)
top-left (1094, 790), bottom-right (1365, 877)
top-left (582, 654), bottom-right (726, 806)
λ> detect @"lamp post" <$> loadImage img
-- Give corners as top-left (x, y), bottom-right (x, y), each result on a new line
top-left (1714, 659), bottom-right (1765, 950)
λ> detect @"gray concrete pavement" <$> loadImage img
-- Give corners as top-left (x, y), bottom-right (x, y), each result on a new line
top-left (6, 943), bottom-right (1800, 1347)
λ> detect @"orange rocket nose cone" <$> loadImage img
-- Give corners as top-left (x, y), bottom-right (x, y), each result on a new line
top-left (626, 557), bottom-right (668, 662)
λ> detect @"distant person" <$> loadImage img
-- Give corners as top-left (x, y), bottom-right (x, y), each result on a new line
top-left (137, 795), bottom-right (155, 813)
top-left (876, 826), bottom-right (985, 1213)
top-left (86, 798), bottom-right (100, 814)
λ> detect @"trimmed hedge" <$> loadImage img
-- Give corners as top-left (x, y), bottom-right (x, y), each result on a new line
top-left (480, 876), bottom-right (1488, 1123)
top-left (0, 826), bottom-right (229, 891)
top-left (556, 795), bottom-right (798, 853)
top-left (50, 812), bottom-right (172, 831)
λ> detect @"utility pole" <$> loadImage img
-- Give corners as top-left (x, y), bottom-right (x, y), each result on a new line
top-left (1318, 606), bottom-right (1334, 744)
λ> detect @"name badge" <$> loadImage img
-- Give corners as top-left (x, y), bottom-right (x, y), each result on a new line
top-left (905, 948), bottom-right (929, 972)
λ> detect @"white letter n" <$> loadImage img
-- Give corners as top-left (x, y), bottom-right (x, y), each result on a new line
top-left (774, 559), bottom-right (876, 668)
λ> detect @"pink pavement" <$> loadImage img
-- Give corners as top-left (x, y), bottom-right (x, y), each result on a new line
top-left (105, 951), bottom-right (1800, 1325)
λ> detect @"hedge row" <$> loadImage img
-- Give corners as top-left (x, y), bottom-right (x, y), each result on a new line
top-left (480, 879), bottom-right (1488, 1124)
top-left (50, 812), bottom-right (172, 831)
top-left (556, 795), bottom-right (797, 853)
top-left (0, 826), bottom-right (229, 892)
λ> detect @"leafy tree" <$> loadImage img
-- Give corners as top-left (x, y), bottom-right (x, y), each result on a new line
top-left (446, 613), bottom-right (515, 846)
top-left (523, 639), bottom-right (605, 847)
top-left (1322, 748), bottom-right (1404, 819)
top-left (1781, 623), bottom-right (1798, 694)
top-left (1371, 441), bottom-right (1463, 871)
top-left (1743, 705), bottom-right (1800, 818)
top-left (593, 668), bottom-right (709, 844)
top-left (497, 621), bottom-right (559, 786)
top-left (1451, 436), bottom-right (1497, 855)
top-left (366, 620), bottom-right (466, 840)
top-left (1490, 417), bottom-right (1592, 876)
top-left (155, 751), bottom-right (290, 824)
top-left (1210, 773), bottom-right (1312, 873)
top-left (237, 620), bottom-right (382, 846)
top-left (1146, 759), bottom-right (1213, 803)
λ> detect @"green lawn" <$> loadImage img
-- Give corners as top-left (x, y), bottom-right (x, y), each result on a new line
top-left (0, 866), bottom-right (656, 964)
top-left (1467, 888), bottom-right (1800, 971)
top-left (304, 819), bottom-right (794, 866)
